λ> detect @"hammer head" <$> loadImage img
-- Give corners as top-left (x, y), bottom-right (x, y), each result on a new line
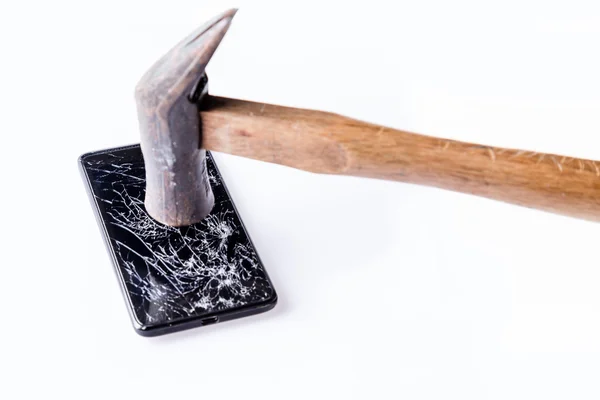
top-left (134, 9), bottom-right (237, 226)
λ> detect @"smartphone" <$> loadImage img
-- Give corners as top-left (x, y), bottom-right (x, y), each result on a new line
top-left (79, 144), bottom-right (277, 336)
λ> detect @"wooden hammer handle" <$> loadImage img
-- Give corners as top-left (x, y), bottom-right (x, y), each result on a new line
top-left (201, 96), bottom-right (600, 222)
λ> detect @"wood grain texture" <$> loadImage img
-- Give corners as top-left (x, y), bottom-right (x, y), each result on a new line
top-left (201, 95), bottom-right (600, 222)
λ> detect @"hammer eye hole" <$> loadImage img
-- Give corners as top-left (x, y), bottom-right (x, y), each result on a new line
top-left (188, 74), bottom-right (209, 103)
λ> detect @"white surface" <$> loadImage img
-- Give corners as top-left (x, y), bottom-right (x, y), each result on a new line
top-left (1, 0), bottom-right (599, 398)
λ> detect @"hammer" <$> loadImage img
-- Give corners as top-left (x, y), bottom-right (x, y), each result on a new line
top-left (135, 9), bottom-right (600, 227)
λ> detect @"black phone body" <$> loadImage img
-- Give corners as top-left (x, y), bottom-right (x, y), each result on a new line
top-left (79, 145), bottom-right (277, 336)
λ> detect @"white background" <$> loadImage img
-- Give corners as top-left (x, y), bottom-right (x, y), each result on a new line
top-left (1, 0), bottom-right (599, 398)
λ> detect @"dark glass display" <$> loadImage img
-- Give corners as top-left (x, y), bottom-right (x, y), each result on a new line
top-left (80, 145), bottom-right (277, 336)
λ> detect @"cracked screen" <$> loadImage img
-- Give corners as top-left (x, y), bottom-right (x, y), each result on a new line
top-left (81, 145), bottom-right (276, 331)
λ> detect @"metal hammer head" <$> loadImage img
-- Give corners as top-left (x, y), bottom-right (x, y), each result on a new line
top-left (134, 9), bottom-right (237, 226)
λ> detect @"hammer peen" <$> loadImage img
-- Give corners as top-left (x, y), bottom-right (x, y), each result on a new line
top-left (135, 9), bottom-right (600, 227)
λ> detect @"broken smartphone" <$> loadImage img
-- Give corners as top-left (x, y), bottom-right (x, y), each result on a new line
top-left (79, 144), bottom-right (277, 336)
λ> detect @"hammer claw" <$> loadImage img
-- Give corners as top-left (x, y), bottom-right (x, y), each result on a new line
top-left (135, 8), bottom-right (237, 226)
top-left (136, 8), bottom-right (237, 111)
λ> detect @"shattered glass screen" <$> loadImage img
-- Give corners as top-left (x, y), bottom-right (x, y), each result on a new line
top-left (81, 145), bottom-right (275, 329)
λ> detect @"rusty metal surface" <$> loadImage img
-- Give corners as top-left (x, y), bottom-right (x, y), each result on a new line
top-left (134, 9), bottom-right (237, 226)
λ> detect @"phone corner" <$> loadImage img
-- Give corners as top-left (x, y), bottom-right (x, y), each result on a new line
top-left (78, 151), bottom-right (95, 165)
top-left (132, 321), bottom-right (158, 337)
top-left (258, 291), bottom-right (279, 313)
